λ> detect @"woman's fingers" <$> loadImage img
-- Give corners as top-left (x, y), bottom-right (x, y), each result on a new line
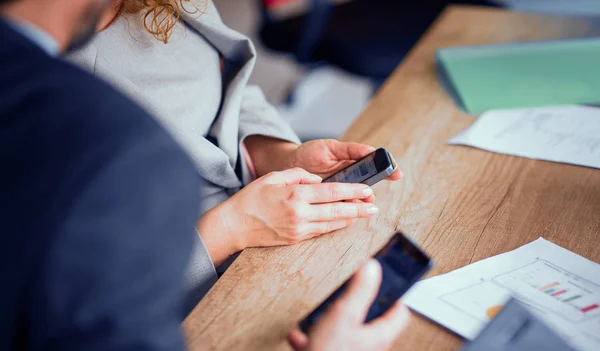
top-left (294, 183), bottom-right (374, 203)
top-left (362, 194), bottom-right (376, 203)
top-left (307, 202), bottom-right (379, 221)
top-left (302, 219), bottom-right (351, 237)
top-left (296, 202), bottom-right (379, 239)
top-left (263, 167), bottom-right (322, 186)
top-left (386, 168), bottom-right (404, 181)
top-left (287, 329), bottom-right (309, 351)
top-left (326, 140), bottom-right (376, 161)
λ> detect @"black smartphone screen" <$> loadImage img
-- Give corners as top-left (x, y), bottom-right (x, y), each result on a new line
top-left (323, 148), bottom-right (392, 184)
top-left (299, 232), bottom-right (432, 333)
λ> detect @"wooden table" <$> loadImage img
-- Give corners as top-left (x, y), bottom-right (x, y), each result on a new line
top-left (184, 6), bottom-right (600, 350)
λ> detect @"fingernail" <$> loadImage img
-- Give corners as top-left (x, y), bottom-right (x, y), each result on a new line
top-left (362, 188), bottom-right (374, 197)
top-left (366, 206), bottom-right (379, 215)
top-left (352, 219), bottom-right (358, 223)
top-left (311, 174), bottom-right (322, 182)
top-left (399, 170), bottom-right (405, 178)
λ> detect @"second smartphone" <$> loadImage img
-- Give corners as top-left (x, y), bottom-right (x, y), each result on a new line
top-left (299, 232), bottom-right (432, 333)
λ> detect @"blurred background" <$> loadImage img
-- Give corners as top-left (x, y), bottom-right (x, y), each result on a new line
top-left (214, 0), bottom-right (600, 141)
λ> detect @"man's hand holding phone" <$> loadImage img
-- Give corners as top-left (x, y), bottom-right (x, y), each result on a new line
top-left (288, 260), bottom-right (411, 351)
top-left (291, 232), bottom-right (432, 350)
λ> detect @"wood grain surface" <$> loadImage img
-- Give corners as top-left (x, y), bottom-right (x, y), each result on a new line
top-left (184, 6), bottom-right (600, 351)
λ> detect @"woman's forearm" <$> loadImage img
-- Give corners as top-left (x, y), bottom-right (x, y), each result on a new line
top-left (243, 135), bottom-right (298, 177)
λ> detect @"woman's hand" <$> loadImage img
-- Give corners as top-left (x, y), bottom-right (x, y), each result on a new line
top-left (291, 139), bottom-right (403, 180)
top-left (197, 168), bottom-right (379, 265)
top-left (244, 136), bottom-right (403, 181)
top-left (288, 260), bottom-right (411, 351)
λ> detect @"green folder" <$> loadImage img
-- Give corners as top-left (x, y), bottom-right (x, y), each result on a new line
top-left (436, 38), bottom-right (600, 115)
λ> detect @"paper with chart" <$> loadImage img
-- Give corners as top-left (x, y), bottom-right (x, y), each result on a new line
top-left (403, 238), bottom-right (600, 351)
top-left (448, 105), bottom-right (600, 169)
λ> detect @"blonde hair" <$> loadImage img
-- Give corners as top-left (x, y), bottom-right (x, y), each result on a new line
top-left (122, 0), bottom-right (207, 43)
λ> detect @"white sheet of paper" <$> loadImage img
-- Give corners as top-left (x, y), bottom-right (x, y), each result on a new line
top-left (403, 238), bottom-right (600, 351)
top-left (448, 106), bottom-right (600, 169)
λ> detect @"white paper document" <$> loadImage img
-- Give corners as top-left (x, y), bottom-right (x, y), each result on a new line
top-left (404, 238), bottom-right (600, 351)
top-left (448, 106), bottom-right (600, 169)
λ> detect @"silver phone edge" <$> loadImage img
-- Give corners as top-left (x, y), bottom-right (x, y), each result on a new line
top-left (363, 163), bottom-right (396, 186)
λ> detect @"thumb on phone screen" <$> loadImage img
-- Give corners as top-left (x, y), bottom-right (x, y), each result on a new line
top-left (288, 260), bottom-right (411, 351)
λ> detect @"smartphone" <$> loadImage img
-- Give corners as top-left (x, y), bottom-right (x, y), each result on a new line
top-left (323, 147), bottom-right (397, 186)
top-left (299, 232), bottom-right (432, 333)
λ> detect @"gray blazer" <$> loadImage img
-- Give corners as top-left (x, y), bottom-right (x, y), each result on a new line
top-left (67, 1), bottom-right (300, 312)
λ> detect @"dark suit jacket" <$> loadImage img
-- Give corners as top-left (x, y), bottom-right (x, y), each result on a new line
top-left (0, 20), bottom-right (199, 351)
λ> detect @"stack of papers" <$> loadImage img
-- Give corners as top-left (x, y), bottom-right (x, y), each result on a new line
top-left (404, 238), bottom-right (600, 351)
top-left (448, 105), bottom-right (600, 169)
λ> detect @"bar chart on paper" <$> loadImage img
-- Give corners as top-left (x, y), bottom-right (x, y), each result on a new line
top-left (404, 239), bottom-right (600, 351)
top-left (439, 260), bottom-right (600, 324)
top-left (493, 260), bottom-right (600, 350)
top-left (437, 260), bottom-right (600, 350)
top-left (493, 260), bottom-right (600, 322)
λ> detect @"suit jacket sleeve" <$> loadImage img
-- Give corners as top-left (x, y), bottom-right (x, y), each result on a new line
top-left (237, 85), bottom-right (301, 184)
top-left (183, 234), bottom-right (218, 313)
top-left (27, 129), bottom-right (200, 351)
